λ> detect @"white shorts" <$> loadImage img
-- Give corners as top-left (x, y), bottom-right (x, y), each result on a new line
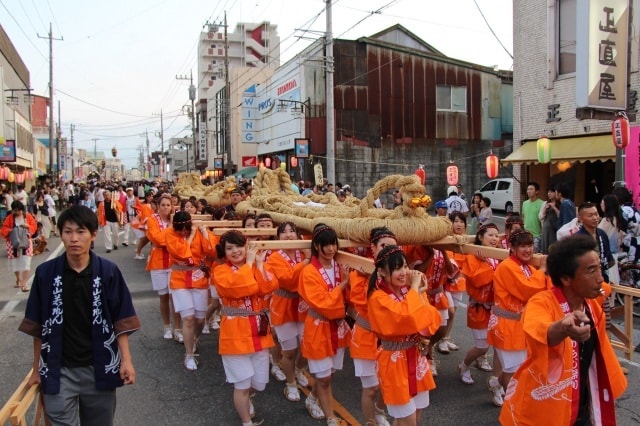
top-left (221, 349), bottom-right (270, 391)
top-left (353, 358), bottom-right (378, 387)
top-left (386, 391), bottom-right (430, 419)
top-left (171, 288), bottom-right (208, 318)
top-left (209, 284), bottom-right (219, 299)
top-left (494, 348), bottom-right (527, 373)
top-left (438, 309), bottom-right (449, 327)
top-left (150, 269), bottom-right (170, 295)
top-left (447, 291), bottom-right (464, 308)
top-left (308, 348), bottom-right (346, 379)
top-left (273, 321), bottom-right (304, 351)
top-left (470, 328), bottom-right (489, 349)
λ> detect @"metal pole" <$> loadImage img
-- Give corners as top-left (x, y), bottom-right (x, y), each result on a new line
top-left (48, 23), bottom-right (54, 178)
top-left (325, 1), bottom-right (336, 184)
top-left (224, 11), bottom-right (233, 177)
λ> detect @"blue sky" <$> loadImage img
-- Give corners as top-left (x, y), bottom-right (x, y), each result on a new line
top-left (1, 0), bottom-right (513, 169)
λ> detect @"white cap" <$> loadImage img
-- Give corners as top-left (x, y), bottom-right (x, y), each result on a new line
top-left (447, 185), bottom-right (458, 195)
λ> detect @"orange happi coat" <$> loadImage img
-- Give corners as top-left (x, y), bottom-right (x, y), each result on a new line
top-left (368, 286), bottom-right (442, 406)
top-left (165, 228), bottom-right (217, 290)
top-left (213, 262), bottom-right (279, 355)
top-left (97, 198), bottom-right (123, 227)
top-left (461, 254), bottom-right (499, 329)
top-left (446, 251), bottom-right (467, 293)
top-left (487, 257), bottom-right (550, 350)
top-left (348, 270), bottom-right (378, 360)
top-left (132, 202), bottom-right (153, 230)
top-left (299, 259), bottom-right (351, 360)
top-left (404, 245), bottom-right (451, 310)
top-left (145, 213), bottom-right (171, 271)
top-left (500, 290), bottom-right (627, 425)
top-left (266, 249), bottom-right (307, 326)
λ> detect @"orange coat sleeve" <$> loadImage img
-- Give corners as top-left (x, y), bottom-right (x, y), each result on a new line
top-left (0, 213), bottom-right (14, 239)
top-left (368, 289), bottom-right (441, 338)
top-left (267, 252), bottom-right (306, 292)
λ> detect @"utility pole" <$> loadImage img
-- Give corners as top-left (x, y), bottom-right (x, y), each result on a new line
top-left (38, 23), bottom-right (63, 179)
top-left (57, 100), bottom-right (61, 178)
top-left (92, 139), bottom-right (98, 160)
top-left (325, 1), bottom-right (336, 184)
top-left (224, 11), bottom-right (233, 177)
top-left (154, 109), bottom-right (165, 179)
top-left (70, 124), bottom-right (74, 181)
top-left (176, 71), bottom-right (197, 173)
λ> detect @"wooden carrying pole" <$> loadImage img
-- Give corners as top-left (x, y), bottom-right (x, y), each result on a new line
top-left (212, 228), bottom-right (277, 237)
top-left (193, 220), bottom-right (243, 228)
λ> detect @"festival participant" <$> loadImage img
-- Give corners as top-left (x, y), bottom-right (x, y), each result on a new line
top-left (146, 194), bottom-right (182, 342)
top-left (132, 191), bottom-right (154, 260)
top-left (213, 231), bottom-right (278, 426)
top-left (122, 188), bottom-right (138, 247)
top-left (500, 235), bottom-right (627, 425)
top-left (181, 199), bottom-right (198, 215)
top-left (97, 190), bottom-right (123, 253)
top-left (438, 212), bottom-right (467, 355)
top-left (500, 213), bottom-right (523, 249)
top-left (458, 223), bottom-right (502, 405)
top-left (405, 244), bottom-right (458, 376)
top-left (488, 230), bottom-right (550, 395)
top-left (348, 227), bottom-right (396, 426)
top-left (1, 200), bottom-right (38, 291)
top-left (165, 211), bottom-right (217, 371)
top-left (367, 245), bottom-right (441, 426)
top-left (298, 224), bottom-right (351, 426)
top-left (242, 212), bottom-right (257, 229)
top-left (266, 222), bottom-right (311, 402)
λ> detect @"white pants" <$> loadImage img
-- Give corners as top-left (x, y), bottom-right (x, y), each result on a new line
top-left (122, 223), bottom-right (131, 245)
top-left (103, 221), bottom-right (120, 250)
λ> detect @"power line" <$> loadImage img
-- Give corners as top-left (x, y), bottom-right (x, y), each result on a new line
top-left (57, 89), bottom-right (153, 118)
top-left (473, 0), bottom-right (513, 59)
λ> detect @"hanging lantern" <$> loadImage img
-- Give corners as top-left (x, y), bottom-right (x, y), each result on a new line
top-left (111, 146), bottom-right (118, 157)
top-left (486, 153), bottom-right (499, 178)
top-left (15, 172), bottom-right (25, 184)
top-left (280, 162), bottom-right (286, 171)
top-left (8, 172), bottom-right (15, 183)
top-left (26, 170), bottom-right (34, 180)
top-left (0, 165), bottom-right (8, 180)
top-left (537, 136), bottom-right (551, 164)
top-left (612, 112), bottom-right (630, 150)
top-left (264, 157), bottom-right (272, 168)
top-left (446, 161), bottom-right (459, 186)
top-left (258, 161), bottom-right (265, 169)
top-left (290, 156), bottom-right (298, 168)
top-left (414, 165), bottom-right (426, 185)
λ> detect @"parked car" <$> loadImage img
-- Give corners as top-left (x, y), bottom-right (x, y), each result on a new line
top-left (476, 178), bottom-right (515, 213)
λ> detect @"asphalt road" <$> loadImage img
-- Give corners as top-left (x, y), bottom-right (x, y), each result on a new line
top-left (1, 227), bottom-right (639, 425)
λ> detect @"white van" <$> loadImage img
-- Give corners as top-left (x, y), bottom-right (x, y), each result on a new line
top-left (476, 178), bottom-right (515, 213)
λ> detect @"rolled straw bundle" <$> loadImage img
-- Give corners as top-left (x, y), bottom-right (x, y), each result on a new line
top-left (174, 172), bottom-right (238, 207)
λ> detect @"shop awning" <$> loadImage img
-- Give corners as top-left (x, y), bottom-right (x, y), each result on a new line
top-left (501, 135), bottom-right (615, 164)
top-left (232, 166), bottom-right (259, 179)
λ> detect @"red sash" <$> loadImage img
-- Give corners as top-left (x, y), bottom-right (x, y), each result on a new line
top-left (310, 256), bottom-right (341, 352)
top-left (551, 287), bottom-right (616, 425)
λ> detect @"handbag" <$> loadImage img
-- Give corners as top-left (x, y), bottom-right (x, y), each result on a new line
top-left (10, 223), bottom-right (30, 250)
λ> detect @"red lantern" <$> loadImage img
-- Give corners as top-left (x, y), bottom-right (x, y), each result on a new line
top-left (446, 162), bottom-right (459, 186)
top-left (264, 157), bottom-right (272, 168)
top-left (26, 170), bottom-right (34, 180)
top-left (290, 156), bottom-right (298, 167)
top-left (486, 154), bottom-right (499, 178)
top-left (612, 112), bottom-right (630, 150)
top-left (414, 165), bottom-right (426, 185)
top-left (0, 165), bottom-right (8, 180)
top-left (15, 172), bottom-right (25, 184)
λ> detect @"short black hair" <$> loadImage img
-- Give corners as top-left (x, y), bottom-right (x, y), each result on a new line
top-left (482, 196), bottom-right (492, 207)
top-left (216, 230), bottom-right (247, 258)
top-left (527, 182), bottom-right (540, 191)
top-left (57, 205), bottom-right (99, 234)
top-left (547, 235), bottom-right (598, 287)
top-left (10, 200), bottom-right (25, 211)
top-left (311, 223), bottom-right (339, 257)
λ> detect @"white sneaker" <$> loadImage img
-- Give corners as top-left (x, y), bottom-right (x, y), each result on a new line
top-left (134, 253), bottom-right (145, 260)
top-left (174, 329), bottom-right (184, 344)
top-left (445, 339), bottom-right (460, 351)
top-left (458, 362), bottom-right (474, 385)
top-left (295, 368), bottom-right (309, 387)
top-left (374, 409), bottom-right (391, 426)
top-left (202, 323), bottom-right (211, 335)
top-left (305, 394), bottom-right (325, 419)
top-left (475, 355), bottom-right (493, 372)
top-left (436, 340), bottom-right (450, 354)
top-left (184, 354), bottom-right (198, 371)
top-left (271, 364), bottom-right (287, 382)
top-left (488, 376), bottom-right (504, 407)
top-left (163, 327), bottom-right (173, 340)
top-left (211, 320), bottom-right (220, 330)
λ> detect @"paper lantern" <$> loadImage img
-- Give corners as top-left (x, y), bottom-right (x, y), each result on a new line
top-left (8, 172), bottom-right (15, 183)
top-left (446, 162), bottom-right (459, 186)
top-left (15, 172), bottom-right (25, 184)
top-left (264, 157), bottom-right (272, 168)
top-left (290, 156), bottom-right (298, 167)
top-left (0, 165), bottom-right (8, 180)
top-left (414, 165), bottom-right (426, 185)
top-left (486, 154), bottom-right (499, 178)
top-left (26, 170), bottom-right (34, 180)
top-left (537, 136), bottom-right (551, 164)
top-left (612, 113), bottom-right (630, 149)
top-left (280, 162), bottom-right (286, 171)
